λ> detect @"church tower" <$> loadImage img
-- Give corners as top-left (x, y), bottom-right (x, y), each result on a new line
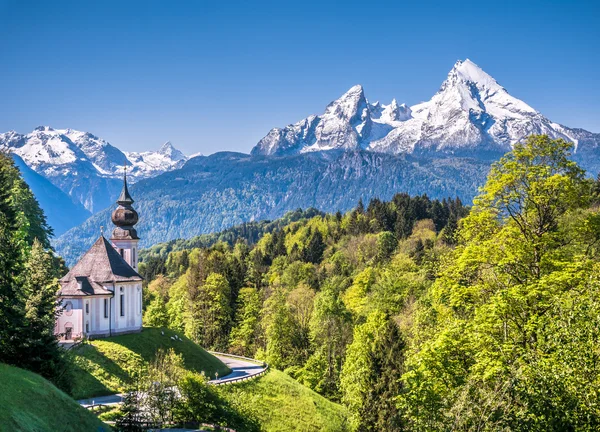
top-left (111, 170), bottom-right (140, 270)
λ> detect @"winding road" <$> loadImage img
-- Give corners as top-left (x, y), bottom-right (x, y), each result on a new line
top-left (77, 353), bottom-right (267, 408)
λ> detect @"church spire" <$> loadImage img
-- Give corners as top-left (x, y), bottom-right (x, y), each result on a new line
top-left (111, 165), bottom-right (139, 240)
top-left (117, 166), bottom-right (134, 205)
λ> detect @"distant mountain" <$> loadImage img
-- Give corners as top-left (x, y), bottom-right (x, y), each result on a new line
top-left (0, 127), bottom-right (188, 214)
top-left (252, 59), bottom-right (600, 172)
top-left (53, 150), bottom-right (490, 265)
top-left (51, 59), bottom-right (600, 263)
top-left (11, 154), bottom-right (91, 236)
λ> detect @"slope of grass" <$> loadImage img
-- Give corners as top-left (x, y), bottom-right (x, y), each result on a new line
top-left (218, 370), bottom-right (350, 432)
top-left (71, 327), bottom-right (231, 399)
top-left (0, 363), bottom-right (110, 432)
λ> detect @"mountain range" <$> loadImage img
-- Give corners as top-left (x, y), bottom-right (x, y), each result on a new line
top-left (0, 126), bottom-right (187, 233)
top-left (252, 59), bottom-right (600, 164)
top-left (3, 59), bottom-right (599, 262)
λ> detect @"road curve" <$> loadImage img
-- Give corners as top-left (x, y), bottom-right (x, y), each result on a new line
top-left (210, 354), bottom-right (267, 384)
top-left (78, 353), bottom-right (267, 407)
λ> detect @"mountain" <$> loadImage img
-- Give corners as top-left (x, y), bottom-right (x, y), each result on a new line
top-left (252, 59), bottom-right (600, 171)
top-left (53, 150), bottom-right (490, 265)
top-left (11, 154), bottom-right (92, 236)
top-left (0, 126), bottom-right (187, 215)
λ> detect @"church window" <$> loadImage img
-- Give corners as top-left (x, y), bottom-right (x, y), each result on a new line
top-left (120, 287), bottom-right (125, 317)
top-left (119, 248), bottom-right (124, 258)
top-left (85, 322), bottom-right (89, 333)
top-left (104, 298), bottom-right (109, 318)
top-left (65, 301), bottom-right (73, 316)
top-left (132, 248), bottom-right (136, 267)
top-left (85, 302), bottom-right (89, 314)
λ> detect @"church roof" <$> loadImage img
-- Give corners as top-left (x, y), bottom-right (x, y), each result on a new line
top-left (59, 236), bottom-right (142, 296)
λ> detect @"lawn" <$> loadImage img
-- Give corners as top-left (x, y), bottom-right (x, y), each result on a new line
top-left (0, 363), bottom-right (110, 432)
top-left (217, 369), bottom-right (350, 432)
top-left (70, 326), bottom-right (231, 399)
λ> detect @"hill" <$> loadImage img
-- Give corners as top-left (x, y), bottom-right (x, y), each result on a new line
top-left (70, 327), bottom-right (231, 399)
top-left (218, 370), bottom-right (350, 432)
top-left (54, 150), bottom-right (489, 265)
top-left (0, 363), bottom-right (110, 432)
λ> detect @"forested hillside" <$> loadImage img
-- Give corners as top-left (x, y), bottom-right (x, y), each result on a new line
top-left (139, 135), bottom-right (600, 431)
top-left (54, 150), bottom-right (490, 265)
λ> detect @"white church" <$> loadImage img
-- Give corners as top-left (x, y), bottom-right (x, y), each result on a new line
top-left (55, 173), bottom-right (143, 340)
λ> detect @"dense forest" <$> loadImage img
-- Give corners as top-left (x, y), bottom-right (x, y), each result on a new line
top-left (0, 152), bottom-right (71, 391)
top-left (139, 135), bottom-right (600, 431)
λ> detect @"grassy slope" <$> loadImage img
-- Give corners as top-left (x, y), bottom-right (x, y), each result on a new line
top-left (71, 327), bottom-right (231, 399)
top-left (0, 363), bottom-right (110, 432)
top-left (218, 370), bottom-right (350, 432)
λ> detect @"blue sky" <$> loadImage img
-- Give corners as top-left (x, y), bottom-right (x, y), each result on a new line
top-left (0, 0), bottom-right (598, 155)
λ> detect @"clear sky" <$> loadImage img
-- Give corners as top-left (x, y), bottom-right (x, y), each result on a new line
top-left (0, 0), bottom-right (598, 155)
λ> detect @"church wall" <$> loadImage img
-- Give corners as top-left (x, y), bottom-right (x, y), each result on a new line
top-left (87, 296), bottom-right (112, 337)
top-left (55, 298), bottom-right (83, 340)
top-left (112, 282), bottom-right (143, 335)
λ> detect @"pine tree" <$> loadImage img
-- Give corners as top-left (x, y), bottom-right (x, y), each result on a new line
top-left (303, 230), bottom-right (325, 264)
top-left (360, 320), bottom-right (406, 431)
top-left (442, 212), bottom-right (459, 245)
top-left (115, 391), bottom-right (144, 432)
top-left (0, 155), bottom-right (25, 366)
top-left (21, 239), bottom-right (72, 391)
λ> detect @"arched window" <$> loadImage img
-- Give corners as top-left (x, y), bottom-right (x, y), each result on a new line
top-left (65, 301), bottom-right (73, 316)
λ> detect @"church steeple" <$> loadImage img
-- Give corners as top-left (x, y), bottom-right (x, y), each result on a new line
top-left (111, 167), bottom-right (140, 270)
top-left (111, 167), bottom-right (139, 240)
top-left (117, 168), bottom-right (134, 205)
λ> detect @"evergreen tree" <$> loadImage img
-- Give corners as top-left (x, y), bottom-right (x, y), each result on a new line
top-left (115, 391), bottom-right (144, 432)
top-left (360, 320), bottom-right (406, 431)
top-left (303, 230), bottom-right (325, 264)
top-left (22, 239), bottom-right (71, 391)
top-left (0, 154), bottom-right (25, 366)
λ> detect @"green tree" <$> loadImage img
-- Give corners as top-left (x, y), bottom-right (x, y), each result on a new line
top-left (229, 287), bottom-right (261, 356)
top-left (360, 320), bottom-right (406, 431)
top-left (22, 239), bottom-right (71, 391)
top-left (340, 310), bottom-right (388, 430)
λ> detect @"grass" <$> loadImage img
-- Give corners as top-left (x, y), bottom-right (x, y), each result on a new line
top-left (0, 363), bottom-right (110, 432)
top-left (217, 369), bottom-right (350, 432)
top-left (70, 327), bottom-right (231, 399)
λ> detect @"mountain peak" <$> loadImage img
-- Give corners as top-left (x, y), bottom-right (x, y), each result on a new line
top-left (34, 126), bottom-right (54, 132)
top-left (158, 141), bottom-right (186, 161)
top-left (448, 58), bottom-right (499, 90)
top-left (324, 84), bottom-right (367, 122)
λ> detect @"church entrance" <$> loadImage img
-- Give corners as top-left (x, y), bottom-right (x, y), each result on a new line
top-left (64, 325), bottom-right (73, 340)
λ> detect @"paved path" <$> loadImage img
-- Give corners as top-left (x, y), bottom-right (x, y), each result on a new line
top-left (78, 354), bottom-right (267, 407)
top-left (210, 354), bottom-right (266, 384)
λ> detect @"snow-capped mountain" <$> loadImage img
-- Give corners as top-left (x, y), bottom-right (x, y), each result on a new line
top-left (252, 59), bottom-right (600, 159)
top-left (125, 141), bottom-right (187, 176)
top-left (0, 126), bottom-right (187, 213)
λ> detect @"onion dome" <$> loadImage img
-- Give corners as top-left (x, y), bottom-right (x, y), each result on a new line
top-left (111, 170), bottom-right (139, 240)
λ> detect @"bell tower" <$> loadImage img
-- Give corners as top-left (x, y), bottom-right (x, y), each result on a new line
top-left (110, 167), bottom-right (140, 270)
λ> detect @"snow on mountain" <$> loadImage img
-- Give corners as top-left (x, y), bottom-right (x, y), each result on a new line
top-left (252, 59), bottom-right (599, 158)
top-left (0, 126), bottom-right (187, 213)
top-left (125, 141), bottom-right (187, 176)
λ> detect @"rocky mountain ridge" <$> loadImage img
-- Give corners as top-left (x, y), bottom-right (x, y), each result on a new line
top-left (252, 59), bottom-right (600, 160)
top-left (0, 126), bottom-right (187, 214)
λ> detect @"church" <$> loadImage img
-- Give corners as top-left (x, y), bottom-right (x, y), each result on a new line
top-left (55, 173), bottom-right (143, 340)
